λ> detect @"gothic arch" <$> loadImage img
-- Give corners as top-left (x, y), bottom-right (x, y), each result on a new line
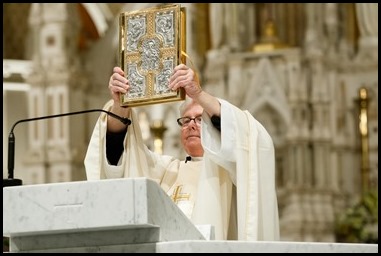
top-left (242, 57), bottom-right (292, 130)
top-left (81, 3), bottom-right (113, 37)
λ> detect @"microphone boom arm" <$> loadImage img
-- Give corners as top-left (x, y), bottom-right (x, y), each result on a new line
top-left (5, 109), bottom-right (131, 187)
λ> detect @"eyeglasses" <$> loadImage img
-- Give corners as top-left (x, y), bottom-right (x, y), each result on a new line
top-left (177, 116), bottom-right (202, 127)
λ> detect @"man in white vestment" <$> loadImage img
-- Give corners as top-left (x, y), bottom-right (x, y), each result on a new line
top-left (85, 64), bottom-right (280, 241)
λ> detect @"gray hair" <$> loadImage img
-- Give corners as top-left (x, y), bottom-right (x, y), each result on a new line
top-left (179, 96), bottom-right (194, 116)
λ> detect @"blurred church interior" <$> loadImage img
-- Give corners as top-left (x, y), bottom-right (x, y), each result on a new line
top-left (3, 3), bottom-right (378, 243)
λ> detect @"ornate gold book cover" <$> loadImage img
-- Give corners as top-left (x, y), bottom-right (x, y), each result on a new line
top-left (119, 4), bottom-right (186, 107)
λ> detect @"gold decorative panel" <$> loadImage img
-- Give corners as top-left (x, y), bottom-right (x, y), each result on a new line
top-left (119, 4), bottom-right (186, 107)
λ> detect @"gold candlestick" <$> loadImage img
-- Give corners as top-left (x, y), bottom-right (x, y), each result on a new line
top-left (356, 87), bottom-right (370, 195)
top-left (252, 3), bottom-right (287, 52)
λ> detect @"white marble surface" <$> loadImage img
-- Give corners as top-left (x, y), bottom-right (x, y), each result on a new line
top-left (4, 178), bottom-right (377, 253)
top-left (156, 240), bottom-right (378, 253)
top-left (14, 240), bottom-right (378, 253)
top-left (15, 243), bottom-right (159, 253)
top-left (196, 225), bottom-right (215, 240)
top-left (3, 178), bottom-right (205, 252)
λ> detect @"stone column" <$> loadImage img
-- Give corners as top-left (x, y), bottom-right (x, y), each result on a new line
top-left (25, 3), bottom-right (87, 184)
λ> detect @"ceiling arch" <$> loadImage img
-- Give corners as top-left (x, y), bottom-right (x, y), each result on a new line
top-left (81, 3), bottom-right (113, 37)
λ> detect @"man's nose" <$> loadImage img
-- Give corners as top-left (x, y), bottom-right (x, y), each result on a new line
top-left (188, 121), bottom-right (197, 130)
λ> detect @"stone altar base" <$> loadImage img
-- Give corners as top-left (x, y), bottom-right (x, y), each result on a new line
top-left (3, 178), bottom-right (377, 253)
top-left (3, 178), bottom-right (205, 252)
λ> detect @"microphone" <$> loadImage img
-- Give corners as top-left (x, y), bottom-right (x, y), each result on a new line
top-left (4, 109), bottom-right (132, 187)
top-left (185, 156), bottom-right (192, 163)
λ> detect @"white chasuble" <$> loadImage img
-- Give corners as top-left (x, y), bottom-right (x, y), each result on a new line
top-left (85, 99), bottom-right (280, 241)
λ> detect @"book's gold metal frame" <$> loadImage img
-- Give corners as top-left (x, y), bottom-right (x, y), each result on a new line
top-left (119, 4), bottom-right (186, 107)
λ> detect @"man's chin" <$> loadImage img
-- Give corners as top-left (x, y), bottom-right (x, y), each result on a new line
top-left (185, 138), bottom-right (201, 147)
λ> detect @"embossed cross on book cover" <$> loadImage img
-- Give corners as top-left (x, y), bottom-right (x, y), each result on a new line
top-left (119, 4), bottom-right (186, 107)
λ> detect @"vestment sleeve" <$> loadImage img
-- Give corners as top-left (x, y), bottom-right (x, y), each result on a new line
top-left (84, 100), bottom-right (174, 183)
top-left (201, 98), bottom-right (280, 240)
